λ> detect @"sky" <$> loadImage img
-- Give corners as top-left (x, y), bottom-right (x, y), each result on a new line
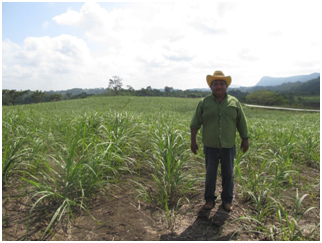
top-left (1, 1), bottom-right (321, 91)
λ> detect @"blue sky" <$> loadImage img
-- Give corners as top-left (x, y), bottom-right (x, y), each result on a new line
top-left (2, 2), bottom-right (321, 91)
top-left (2, 2), bottom-right (129, 45)
top-left (3, 3), bottom-right (84, 45)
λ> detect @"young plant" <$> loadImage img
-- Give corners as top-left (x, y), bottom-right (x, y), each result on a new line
top-left (2, 137), bottom-right (29, 185)
top-left (134, 124), bottom-right (200, 227)
top-left (21, 113), bottom-right (138, 238)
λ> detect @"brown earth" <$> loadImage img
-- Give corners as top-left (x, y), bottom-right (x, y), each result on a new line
top-left (2, 168), bottom-right (320, 241)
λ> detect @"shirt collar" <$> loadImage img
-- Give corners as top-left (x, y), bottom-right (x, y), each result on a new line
top-left (212, 93), bottom-right (227, 103)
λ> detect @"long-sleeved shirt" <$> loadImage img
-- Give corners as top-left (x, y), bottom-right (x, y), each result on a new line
top-left (190, 93), bottom-right (250, 148)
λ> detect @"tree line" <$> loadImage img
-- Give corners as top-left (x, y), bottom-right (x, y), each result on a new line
top-left (2, 76), bottom-right (320, 109)
top-left (2, 76), bottom-right (210, 106)
top-left (1, 87), bottom-right (211, 106)
top-left (2, 89), bottom-right (67, 106)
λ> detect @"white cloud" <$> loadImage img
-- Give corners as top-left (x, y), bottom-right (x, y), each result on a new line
top-left (52, 8), bottom-right (82, 26)
top-left (3, 2), bottom-right (320, 91)
top-left (2, 35), bottom-right (99, 90)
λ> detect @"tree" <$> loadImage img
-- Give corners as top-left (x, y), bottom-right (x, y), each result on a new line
top-left (108, 76), bottom-right (123, 95)
top-left (2, 89), bottom-right (28, 105)
top-left (246, 90), bottom-right (286, 106)
top-left (66, 92), bottom-right (73, 99)
top-left (227, 89), bottom-right (247, 102)
top-left (31, 90), bottom-right (46, 103)
top-left (164, 86), bottom-right (173, 96)
top-left (48, 93), bottom-right (63, 102)
top-left (126, 85), bottom-right (134, 91)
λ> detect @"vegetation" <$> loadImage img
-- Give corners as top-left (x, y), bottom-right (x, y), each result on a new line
top-left (2, 76), bottom-right (319, 109)
top-left (108, 76), bottom-right (123, 95)
top-left (2, 96), bottom-right (320, 240)
top-left (245, 90), bottom-right (287, 106)
top-left (239, 77), bottom-right (320, 95)
top-left (2, 89), bottom-right (28, 105)
top-left (30, 90), bottom-right (46, 103)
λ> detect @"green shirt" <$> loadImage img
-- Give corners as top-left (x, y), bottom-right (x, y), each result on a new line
top-left (190, 93), bottom-right (250, 148)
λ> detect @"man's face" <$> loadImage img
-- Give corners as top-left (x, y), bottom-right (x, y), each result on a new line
top-left (211, 80), bottom-right (227, 97)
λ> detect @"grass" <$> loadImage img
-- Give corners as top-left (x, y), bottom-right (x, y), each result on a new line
top-left (296, 95), bottom-right (320, 103)
top-left (2, 96), bottom-right (320, 240)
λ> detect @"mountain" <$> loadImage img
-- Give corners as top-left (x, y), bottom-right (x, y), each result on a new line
top-left (293, 77), bottom-right (320, 94)
top-left (228, 84), bottom-right (241, 89)
top-left (256, 73), bottom-right (320, 86)
top-left (236, 76), bottom-right (320, 95)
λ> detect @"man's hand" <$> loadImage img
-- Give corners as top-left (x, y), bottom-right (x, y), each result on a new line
top-left (191, 141), bottom-right (199, 154)
top-left (190, 129), bottom-right (199, 154)
top-left (240, 138), bottom-right (249, 153)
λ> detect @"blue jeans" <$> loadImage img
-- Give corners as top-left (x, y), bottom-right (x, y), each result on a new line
top-left (203, 145), bottom-right (236, 203)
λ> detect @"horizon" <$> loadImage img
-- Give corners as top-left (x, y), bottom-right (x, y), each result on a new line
top-left (4, 72), bottom-right (318, 92)
top-left (2, 2), bottom-right (320, 91)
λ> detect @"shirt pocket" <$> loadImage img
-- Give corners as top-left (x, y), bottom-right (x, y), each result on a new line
top-left (202, 103), bottom-right (219, 120)
top-left (224, 104), bottom-right (238, 121)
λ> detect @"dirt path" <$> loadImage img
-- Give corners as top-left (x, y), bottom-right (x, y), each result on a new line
top-left (244, 104), bottom-right (319, 112)
top-left (2, 178), bottom-right (249, 241)
top-left (2, 182), bottom-right (167, 241)
top-left (2, 170), bottom-right (320, 241)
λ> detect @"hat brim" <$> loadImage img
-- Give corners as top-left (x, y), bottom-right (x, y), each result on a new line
top-left (206, 75), bottom-right (231, 87)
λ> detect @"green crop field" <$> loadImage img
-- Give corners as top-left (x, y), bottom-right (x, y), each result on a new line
top-left (2, 96), bottom-right (320, 240)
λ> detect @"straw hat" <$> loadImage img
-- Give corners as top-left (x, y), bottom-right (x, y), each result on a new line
top-left (206, 70), bottom-right (232, 87)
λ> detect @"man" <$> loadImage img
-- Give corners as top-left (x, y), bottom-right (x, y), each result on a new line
top-left (190, 70), bottom-right (249, 211)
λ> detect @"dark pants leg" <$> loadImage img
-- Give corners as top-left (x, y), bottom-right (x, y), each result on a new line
top-left (204, 146), bottom-right (235, 203)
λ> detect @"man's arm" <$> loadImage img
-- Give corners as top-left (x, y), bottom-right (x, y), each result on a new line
top-left (190, 99), bottom-right (203, 154)
top-left (190, 129), bottom-right (199, 154)
top-left (236, 101), bottom-right (250, 153)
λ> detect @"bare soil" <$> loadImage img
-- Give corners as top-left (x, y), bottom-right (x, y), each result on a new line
top-left (2, 168), bottom-right (320, 241)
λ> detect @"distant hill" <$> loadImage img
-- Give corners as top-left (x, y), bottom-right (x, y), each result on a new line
top-left (256, 73), bottom-right (320, 86)
top-left (237, 76), bottom-right (320, 95)
top-left (188, 84), bottom-right (240, 92)
top-left (46, 88), bottom-right (107, 95)
top-left (293, 77), bottom-right (320, 95)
